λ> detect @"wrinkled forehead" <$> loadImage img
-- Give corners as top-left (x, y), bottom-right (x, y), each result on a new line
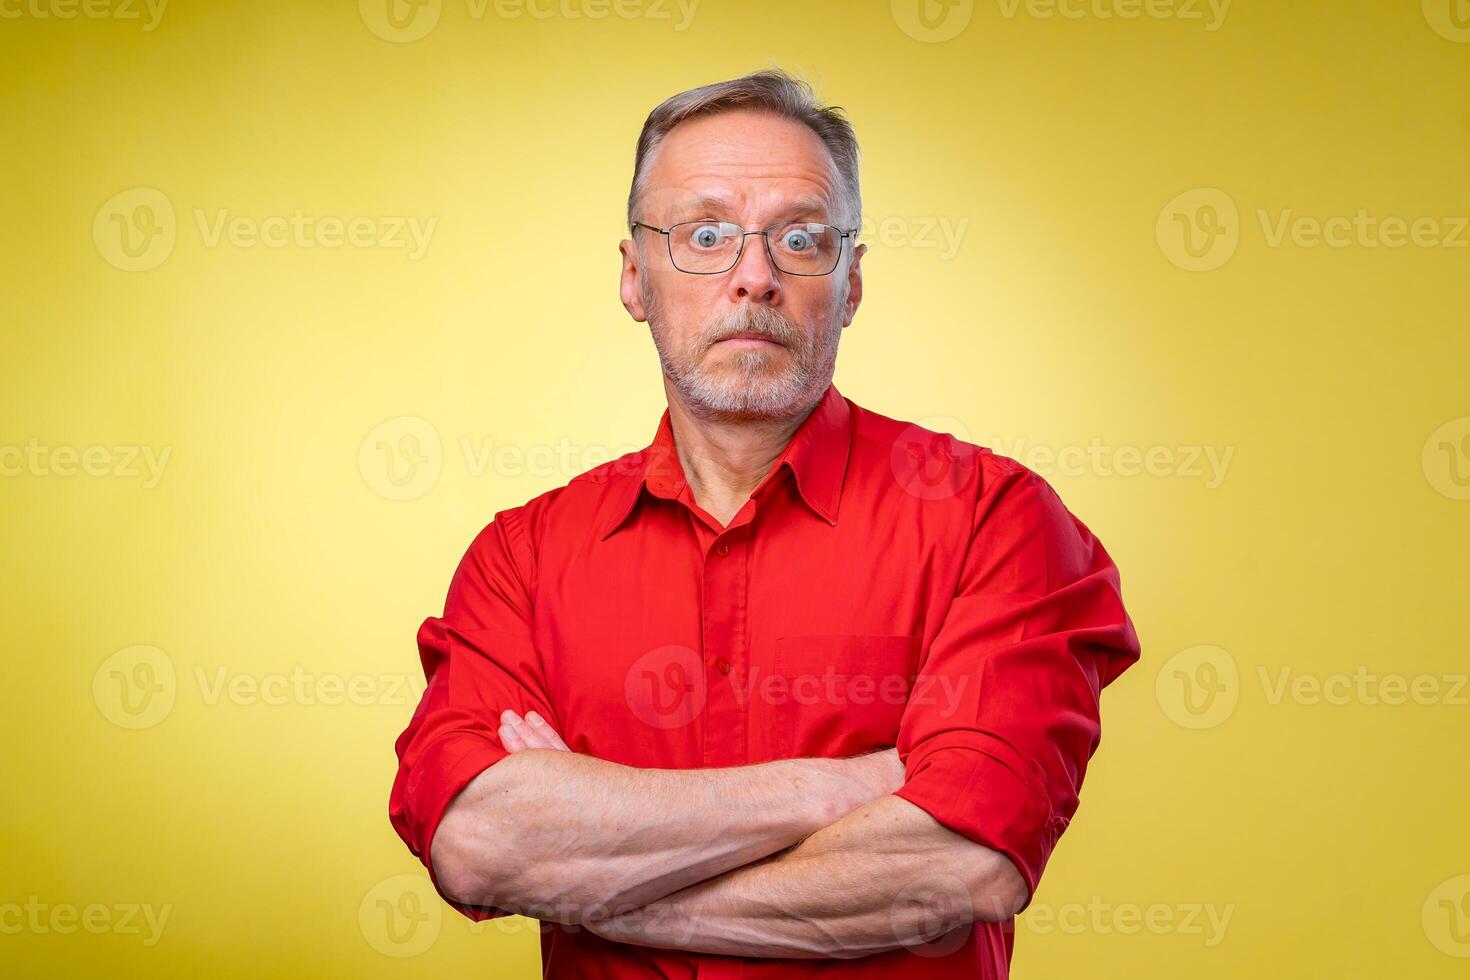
top-left (640, 109), bottom-right (842, 225)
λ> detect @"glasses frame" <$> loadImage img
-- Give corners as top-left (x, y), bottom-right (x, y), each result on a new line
top-left (630, 218), bottom-right (859, 277)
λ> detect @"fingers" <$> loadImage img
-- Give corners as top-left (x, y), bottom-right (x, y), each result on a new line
top-left (498, 711), bottom-right (530, 752)
top-left (522, 710), bottom-right (571, 751)
top-left (498, 709), bottom-right (570, 752)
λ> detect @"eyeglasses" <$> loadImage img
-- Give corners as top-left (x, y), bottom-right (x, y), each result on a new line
top-left (630, 219), bottom-right (857, 276)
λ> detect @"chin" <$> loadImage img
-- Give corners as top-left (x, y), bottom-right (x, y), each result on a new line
top-left (686, 372), bottom-right (815, 420)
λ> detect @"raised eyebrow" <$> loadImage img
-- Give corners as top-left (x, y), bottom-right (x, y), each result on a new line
top-left (669, 196), bottom-right (834, 224)
top-left (781, 198), bottom-right (833, 222)
top-left (670, 195), bottom-right (735, 221)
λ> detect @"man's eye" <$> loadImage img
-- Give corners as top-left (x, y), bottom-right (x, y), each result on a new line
top-left (691, 225), bottom-right (725, 249)
top-left (781, 228), bottom-right (818, 251)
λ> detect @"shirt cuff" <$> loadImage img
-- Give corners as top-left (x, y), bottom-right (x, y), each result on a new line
top-left (391, 732), bottom-right (515, 921)
top-left (893, 732), bottom-right (1066, 913)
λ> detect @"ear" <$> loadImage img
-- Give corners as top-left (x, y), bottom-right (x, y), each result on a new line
top-left (841, 241), bottom-right (866, 328)
top-left (619, 237), bottom-right (648, 322)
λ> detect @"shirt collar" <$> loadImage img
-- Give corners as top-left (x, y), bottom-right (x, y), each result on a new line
top-left (597, 382), bottom-right (853, 540)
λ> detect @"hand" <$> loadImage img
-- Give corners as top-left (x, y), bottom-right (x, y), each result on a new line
top-left (498, 708), bottom-right (571, 753)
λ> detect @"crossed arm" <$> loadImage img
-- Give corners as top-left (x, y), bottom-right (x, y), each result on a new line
top-left (430, 708), bottom-right (1027, 959)
top-left (414, 465), bottom-right (1139, 958)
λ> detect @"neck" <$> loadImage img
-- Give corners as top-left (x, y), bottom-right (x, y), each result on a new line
top-left (662, 377), bottom-right (823, 527)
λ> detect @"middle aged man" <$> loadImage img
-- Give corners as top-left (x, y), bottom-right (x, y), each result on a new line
top-left (389, 68), bottom-right (1140, 978)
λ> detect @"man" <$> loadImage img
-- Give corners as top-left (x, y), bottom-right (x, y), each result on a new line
top-left (389, 68), bottom-right (1140, 977)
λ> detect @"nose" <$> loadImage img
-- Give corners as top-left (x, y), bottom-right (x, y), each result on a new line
top-left (725, 232), bottom-right (781, 305)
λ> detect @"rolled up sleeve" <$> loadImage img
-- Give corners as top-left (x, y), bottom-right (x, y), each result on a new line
top-left (388, 507), bottom-right (557, 921)
top-left (893, 457), bottom-right (1140, 910)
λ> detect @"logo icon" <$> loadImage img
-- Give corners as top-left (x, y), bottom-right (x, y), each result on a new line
top-left (1157, 187), bottom-right (1239, 272)
top-left (891, 415), bottom-right (981, 501)
top-left (93, 188), bottom-right (177, 272)
top-left (1423, 0), bottom-right (1470, 42)
top-left (93, 645), bottom-right (177, 729)
top-left (1156, 644), bottom-right (1238, 729)
top-left (359, 416), bottom-right (443, 501)
top-left (359, 0), bottom-right (442, 42)
top-left (889, 873), bottom-right (973, 956)
top-left (891, 0), bottom-right (974, 43)
top-left (359, 874), bottom-right (442, 957)
top-left (624, 645), bottom-right (707, 731)
top-left (1423, 875), bottom-right (1470, 957)
top-left (1422, 416), bottom-right (1470, 501)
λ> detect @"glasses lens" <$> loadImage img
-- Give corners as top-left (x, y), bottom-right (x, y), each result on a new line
top-left (668, 220), bottom-right (743, 273)
top-left (769, 222), bottom-right (843, 275)
top-left (665, 220), bottom-right (846, 275)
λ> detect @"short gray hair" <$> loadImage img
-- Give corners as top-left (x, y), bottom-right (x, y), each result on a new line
top-left (626, 68), bottom-right (862, 232)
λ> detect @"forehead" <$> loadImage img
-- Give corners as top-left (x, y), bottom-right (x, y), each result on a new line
top-left (642, 109), bottom-right (839, 221)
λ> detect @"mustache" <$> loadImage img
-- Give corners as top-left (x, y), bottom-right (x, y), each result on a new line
top-left (702, 306), bottom-right (802, 349)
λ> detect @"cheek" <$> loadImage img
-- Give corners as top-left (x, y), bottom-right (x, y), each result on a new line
top-left (794, 277), bottom-right (843, 307)
top-left (648, 272), bottom-right (704, 310)
top-left (791, 290), bottom-right (846, 333)
top-left (658, 282), bottom-right (727, 333)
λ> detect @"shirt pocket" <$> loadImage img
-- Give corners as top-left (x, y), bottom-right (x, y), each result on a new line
top-left (770, 633), bottom-right (923, 758)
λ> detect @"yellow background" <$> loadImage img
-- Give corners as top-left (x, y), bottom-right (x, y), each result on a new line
top-left (3, 0), bottom-right (1467, 976)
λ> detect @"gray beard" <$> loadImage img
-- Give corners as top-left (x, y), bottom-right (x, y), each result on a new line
top-left (643, 275), bottom-right (843, 422)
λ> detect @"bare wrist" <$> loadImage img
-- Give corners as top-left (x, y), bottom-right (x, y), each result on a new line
top-left (792, 749), bottom-right (902, 828)
top-left (859, 746), bottom-right (905, 797)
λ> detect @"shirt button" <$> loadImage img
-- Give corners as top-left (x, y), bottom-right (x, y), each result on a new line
top-left (716, 657), bottom-right (731, 674)
top-left (715, 542), bottom-right (730, 557)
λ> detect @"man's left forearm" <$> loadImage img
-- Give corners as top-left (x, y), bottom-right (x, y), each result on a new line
top-left (586, 792), bottom-right (1027, 959)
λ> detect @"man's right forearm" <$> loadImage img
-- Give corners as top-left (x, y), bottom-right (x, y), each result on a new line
top-left (431, 747), bottom-right (902, 924)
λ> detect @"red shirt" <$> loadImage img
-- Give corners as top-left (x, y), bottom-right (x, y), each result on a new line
top-left (390, 382), bottom-right (1140, 978)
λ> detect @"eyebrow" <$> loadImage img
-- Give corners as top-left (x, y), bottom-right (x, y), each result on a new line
top-left (671, 194), bottom-right (832, 224)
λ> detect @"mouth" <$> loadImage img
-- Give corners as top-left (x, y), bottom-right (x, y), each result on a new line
top-left (713, 332), bottom-right (786, 349)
